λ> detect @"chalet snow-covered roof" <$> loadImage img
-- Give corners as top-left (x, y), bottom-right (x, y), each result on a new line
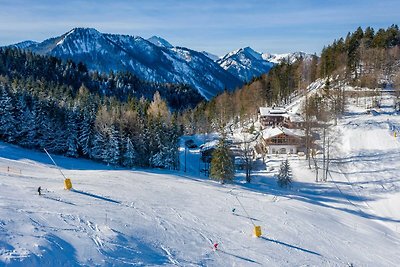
top-left (259, 107), bottom-right (289, 117)
top-left (200, 140), bottom-right (219, 152)
top-left (262, 127), bottom-right (305, 140)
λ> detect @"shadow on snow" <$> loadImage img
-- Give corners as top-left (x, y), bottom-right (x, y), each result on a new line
top-left (261, 236), bottom-right (321, 257)
top-left (70, 189), bottom-right (121, 204)
top-left (237, 173), bottom-right (400, 224)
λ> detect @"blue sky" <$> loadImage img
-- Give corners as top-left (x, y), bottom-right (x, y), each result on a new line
top-left (0, 0), bottom-right (399, 55)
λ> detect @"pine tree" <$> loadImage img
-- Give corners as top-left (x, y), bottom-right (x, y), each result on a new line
top-left (66, 108), bottom-right (79, 157)
top-left (122, 137), bottom-right (136, 167)
top-left (0, 85), bottom-right (16, 142)
top-left (14, 93), bottom-right (30, 143)
top-left (19, 99), bottom-right (38, 148)
top-left (91, 127), bottom-right (107, 161)
top-left (78, 106), bottom-right (96, 157)
top-left (149, 124), bottom-right (179, 169)
top-left (210, 139), bottom-right (234, 184)
top-left (277, 159), bottom-right (292, 188)
top-left (105, 125), bottom-right (121, 166)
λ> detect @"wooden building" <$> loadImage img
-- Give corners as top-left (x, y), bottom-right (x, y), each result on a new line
top-left (259, 107), bottom-right (289, 127)
top-left (261, 127), bottom-right (305, 154)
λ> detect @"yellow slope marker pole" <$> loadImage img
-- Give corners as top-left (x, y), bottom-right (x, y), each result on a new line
top-left (235, 196), bottom-right (262, 237)
top-left (44, 148), bottom-right (73, 190)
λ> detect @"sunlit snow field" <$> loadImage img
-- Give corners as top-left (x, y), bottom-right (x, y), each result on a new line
top-left (0, 93), bottom-right (400, 266)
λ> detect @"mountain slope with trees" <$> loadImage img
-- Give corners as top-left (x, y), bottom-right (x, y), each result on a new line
top-left (184, 25), bottom-right (400, 138)
top-left (13, 28), bottom-right (242, 100)
top-left (0, 47), bottom-right (194, 168)
top-left (320, 24), bottom-right (400, 88)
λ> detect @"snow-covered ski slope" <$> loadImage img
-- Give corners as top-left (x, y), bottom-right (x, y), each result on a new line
top-left (328, 93), bottom-right (400, 234)
top-left (1, 95), bottom-right (400, 266)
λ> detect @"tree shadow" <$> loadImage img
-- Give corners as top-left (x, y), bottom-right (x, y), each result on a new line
top-left (237, 173), bottom-right (400, 224)
top-left (330, 150), bottom-right (400, 164)
top-left (260, 236), bottom-right (321, 256)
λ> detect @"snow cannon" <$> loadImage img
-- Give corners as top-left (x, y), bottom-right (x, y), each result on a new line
top-left (253, 226), bottom-right (262, 237)
top-left (64, 178), bottom-right (73, 190)
top-left (43, 148), bottom-right (73, 191)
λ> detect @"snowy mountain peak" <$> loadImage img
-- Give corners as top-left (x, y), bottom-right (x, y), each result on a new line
top-left (217, 48), bottom-right (315, 82)
top-left (223, 46), bottom-right (262, 61)
top-left (218, 47), bottom-right (273, 82)
top-left (51, 27), bottom-right (106, 54)
top-left (241, 46), bottom-right (263, 60)
top-left (60, 28), bottom-right (102, 42)
top-left (13, 28), bottom-right (242, 100)
top-left (64, 27), bottom-right (102, 40)
top-left (147, 36), bottom-right (173, 48)
top-left (71, 27), bottom-right (100, 33)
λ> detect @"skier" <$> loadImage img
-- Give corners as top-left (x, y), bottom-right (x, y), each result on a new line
top-left (213, 242), bottom-right (219, 251)
top-left (38, 186), bottom-right (42, 196)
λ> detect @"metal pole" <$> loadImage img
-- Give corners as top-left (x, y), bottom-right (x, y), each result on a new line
top-left (44, 148), bottom-right (67, 180)
top-left (235, 196), bottom-right (256, 227)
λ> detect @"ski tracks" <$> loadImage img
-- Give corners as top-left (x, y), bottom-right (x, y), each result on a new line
top-left (160, 245), bottom-right (180, 265)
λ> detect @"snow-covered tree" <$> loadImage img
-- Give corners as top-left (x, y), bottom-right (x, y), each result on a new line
top-left (105, 125), bottom-right (121, 166)
top-left (122, 137), bottom-right (136, 167)
top-left (20, 100), bottom-right (38, 148)
top-left (66, 107), bottom-right (80, 157)
top-left (91, 127), bottom-right (107, 161)
top-left (0, 85), bottom-right (16, 142)
top-left (14, 93), bottom-right (30, 143)
top-left (277, 159), bottom-right (292, 188)
top-left (78, 108), bottom-right (95, 157)
top-left (150, 131), bottom-right (179, 169)
top-left (210, 139), bottom-right (234, 184)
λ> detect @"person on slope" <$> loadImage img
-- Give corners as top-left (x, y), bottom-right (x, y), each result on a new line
top-left (213, 242), bottom-right (219, 251)
top-left (38, 186), bottom-right (42, 196)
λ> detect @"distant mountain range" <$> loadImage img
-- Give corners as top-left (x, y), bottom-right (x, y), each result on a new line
top-left (7, 28), bottom-right (313, 99)
top-left (217, 48), bottom-right (315, 82)
top-left (262, 51), bottom-right (313, 64)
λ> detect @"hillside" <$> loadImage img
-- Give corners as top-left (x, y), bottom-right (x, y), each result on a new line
top-left (1, 91), bottom-right (400, 266)
top-left (8, 28), bottom-right (317, 97)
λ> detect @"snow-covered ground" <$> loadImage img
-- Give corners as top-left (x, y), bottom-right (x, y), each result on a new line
top-left (328, 94), bottom-right (400, 234)
top-left (1, 93), bottom-right (400, 266)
